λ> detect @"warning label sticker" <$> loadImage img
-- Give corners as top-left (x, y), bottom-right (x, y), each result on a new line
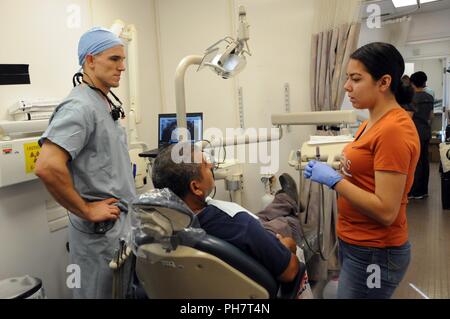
top-left (24, 142), bottom-right (41, 174)
top-left (2, 144), bottom-right (13, 155)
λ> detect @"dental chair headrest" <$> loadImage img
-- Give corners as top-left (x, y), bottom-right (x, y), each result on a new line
top-left (132, 188), bottom-right (195, 230)
top-left (130, 188), bottom-right (306, 299)
top-left (129, 188), bottom-right (204, 253)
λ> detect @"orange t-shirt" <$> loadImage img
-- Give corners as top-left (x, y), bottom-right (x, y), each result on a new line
top-left (337, 108), bottom-right (420, 248)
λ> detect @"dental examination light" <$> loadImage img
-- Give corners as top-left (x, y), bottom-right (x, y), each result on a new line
top-left (174, 6), bottom-right (281, 146)
top-left (175, 6), bottom-right (250, 141)
top-left (198, 6), bottom-right (251, 79)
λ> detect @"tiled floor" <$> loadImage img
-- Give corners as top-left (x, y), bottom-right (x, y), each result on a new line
top-left (311, 163), bottom-right (450, 299)
top-left (392, 163), bottom-right (450, 299)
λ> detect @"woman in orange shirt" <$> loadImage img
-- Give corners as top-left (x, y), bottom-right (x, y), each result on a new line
top-left (305, 42), bottom-right (420, 299)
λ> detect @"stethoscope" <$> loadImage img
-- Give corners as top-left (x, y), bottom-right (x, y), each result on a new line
top-left (68, 72), bottom-right (125, 235)
top-left (72, 72), bottom-right (125, 121)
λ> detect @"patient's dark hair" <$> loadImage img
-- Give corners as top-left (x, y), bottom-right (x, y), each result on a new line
top-left (350, 42), bottom-right (413, 106)
top-left (152, 143), bottom-right (202, 199)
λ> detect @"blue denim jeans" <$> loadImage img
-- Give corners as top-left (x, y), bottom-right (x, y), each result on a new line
top-left (337, 239), bottom-right (411, 299)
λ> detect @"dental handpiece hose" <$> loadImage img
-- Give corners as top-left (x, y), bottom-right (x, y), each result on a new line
top-left (315, 146), bottom-right (326, 258)
top-left (296, 150), bottom-right (302, 214)
top-left (316, 146), bottom-right (339, 260)
top-left (297, 147), bottom-right (322, 256)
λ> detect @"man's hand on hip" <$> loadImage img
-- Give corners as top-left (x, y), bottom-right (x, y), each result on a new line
top-left (85, 198), bottom-right (121, 222)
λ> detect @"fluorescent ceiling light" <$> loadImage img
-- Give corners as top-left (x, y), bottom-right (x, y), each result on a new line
top-left (392, 0), bottom-right (439, 8)
top-left (419, 0), bottom-right (439, 3)
top-left (392, 0), bottom-right (417, 8)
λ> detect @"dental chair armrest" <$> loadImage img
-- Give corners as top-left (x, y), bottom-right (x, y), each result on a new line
top-left (135, 236), bottom-right (155, 247)
top-left (277, 261), bottom-right (307, 299)
top-left (139, 149), bottom-right (159, 158)
top-left (193, 235), bottom-right (279, 298)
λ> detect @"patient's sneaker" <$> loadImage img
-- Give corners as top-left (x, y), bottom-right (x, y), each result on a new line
top-left (279, 173), bottom-right (299, 205)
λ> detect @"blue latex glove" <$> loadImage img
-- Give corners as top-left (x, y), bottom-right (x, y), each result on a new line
top-left (304, 160), bottom-right (343, 189)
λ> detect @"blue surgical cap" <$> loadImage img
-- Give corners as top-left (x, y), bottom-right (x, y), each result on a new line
top-left (78, 27), bottom-right (124, 66)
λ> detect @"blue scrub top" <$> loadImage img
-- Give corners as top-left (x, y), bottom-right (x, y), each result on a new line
top-left (39, 84), bottom-right (137, 298)
top-left (40, 84), bottom-right (136, 209)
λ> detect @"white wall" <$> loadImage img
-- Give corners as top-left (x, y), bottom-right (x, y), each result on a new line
top-left (357, 8), bottom-right (450, 49)
top-left (342, 7), bottom-right (450, 111)
top-left (358, 8), bottom-right (450, 58)
top-left (358, 19), bottom-right (411, 48)
top-left (156, 0), bottom-right (315, 212)
top-left (0, 0), bottom-right (161, 298)
top-left (402, 9), bottom-right (450, 61)
top-left (89, 0), bottom-right (161, 150)
top-left (237, 0), bottom-right (315, 212)
top-left (0, 0), bottom-right (92, 115)
top-left (0, 0), bottom-right (318, 297)
top-left (0, 0), bottom-right (93, 298)
top-left (407, 8), bottom-right (450, 43)
top-left (404, 41), bottom-right (450, 59)
top-left (410, 59), bottom-right (444, 100)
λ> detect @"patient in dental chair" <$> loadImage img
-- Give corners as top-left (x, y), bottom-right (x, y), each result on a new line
top-left (151, 143), bottom-right (300, 284)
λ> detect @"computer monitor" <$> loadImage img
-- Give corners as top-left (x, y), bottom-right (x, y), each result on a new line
top-left (158, 112), bottom-right (203, 146)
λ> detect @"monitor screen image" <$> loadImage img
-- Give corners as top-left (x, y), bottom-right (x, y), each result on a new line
top-left (158, 112), bottom-right (203, 146)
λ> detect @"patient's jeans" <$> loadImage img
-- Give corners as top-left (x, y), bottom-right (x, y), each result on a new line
top-left (337, 239), bottom-right (411, 299)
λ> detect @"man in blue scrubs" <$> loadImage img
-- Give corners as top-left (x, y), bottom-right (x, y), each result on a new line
top-left (35, 27), bottom-right (136, 298)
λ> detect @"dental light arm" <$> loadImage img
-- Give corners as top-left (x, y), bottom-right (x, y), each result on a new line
top-left (195, 128), bottom-right (283, 150)
top-left (271, 110), bottom-right (361, 126)
top-left (175, 6), bottom-right (275, 146)
top-left (272, 110), bottom-right (361, 170)
top-left (175, 55), bottom-right (204, 138)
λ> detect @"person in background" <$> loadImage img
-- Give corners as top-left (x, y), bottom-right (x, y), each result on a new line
top-left (408, 71), bottom-right (435, 199)
top-left (398, 75), bottom-right (415, 118)
top-left (401, 74), bottom-right (411, 85)
top-left (304, 42), bottom-right (419, 298)
top-left (415, 71), bottom-right (435, 100)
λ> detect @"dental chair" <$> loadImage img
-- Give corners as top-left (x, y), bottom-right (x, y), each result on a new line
top-left (128, 188), bottom-right (306, 299)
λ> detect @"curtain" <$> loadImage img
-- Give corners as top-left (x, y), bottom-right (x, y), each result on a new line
top-left (310, 0), bottom-right (361, 112)
top-left (307, 0), bottom-right (362, 278)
